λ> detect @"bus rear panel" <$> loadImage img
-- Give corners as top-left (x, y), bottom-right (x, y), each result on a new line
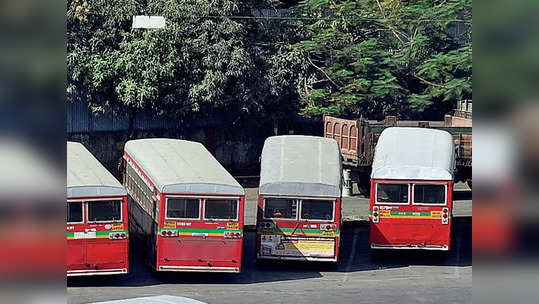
top-left (67, 196), bottom-right (129, 276)
top-left (369, 180), bottom-right (452, 250)
top-left (257, 195), bottom-right (341, 262)
top-left (155, 195), bottom-right (244, 272)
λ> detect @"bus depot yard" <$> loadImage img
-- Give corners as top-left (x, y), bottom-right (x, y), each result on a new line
top-left (67, 183), bottom-right (471, 304)
top-left (67, 219), bottom-right (471, 304)
top-left (67, 134), bottom-right (471, 303)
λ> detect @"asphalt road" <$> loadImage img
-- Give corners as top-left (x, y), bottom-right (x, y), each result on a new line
top-left (67, 220), bottom-right (472, 304)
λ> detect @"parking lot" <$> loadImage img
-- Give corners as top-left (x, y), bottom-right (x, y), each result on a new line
top-left (67, 217), bottom-right (471, 304)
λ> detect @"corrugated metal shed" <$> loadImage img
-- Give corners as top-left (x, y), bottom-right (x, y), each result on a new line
top-left (67, 101), bottom-right (227, 133)
top-left (67, 101), bottom-right (180, 133)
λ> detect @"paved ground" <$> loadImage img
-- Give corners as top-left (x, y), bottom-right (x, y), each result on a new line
top-left (243, 182), bottom-right (472, 226)
top-left (67, 220), bottom-right (471, 304)
top-left (68, 182), bottom-right (472, 304)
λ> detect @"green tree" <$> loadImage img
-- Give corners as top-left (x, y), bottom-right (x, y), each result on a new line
top-left (288, 0), bottom-right (472, 119)
top-left (67, 0), bottom-right (261, 131)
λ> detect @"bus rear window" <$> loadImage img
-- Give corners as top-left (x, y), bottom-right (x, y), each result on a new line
top-left (204, 199), bottom-right (238, 220)
top-left (167, 198), bottom-right (200, 219)
top-left (301, 200), bottom-right (334, 221)
top-left (264, 198), bottom-right (297, 219)
top-left (376, 184), bottom-right (409, 204)
top-left (67, 202), bottom-right (83, 223)
top-left (414, 185), bottom-right (446, 205)
top-left (88, 201), bottom-right (122, 222)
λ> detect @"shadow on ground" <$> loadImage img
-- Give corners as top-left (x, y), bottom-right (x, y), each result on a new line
top-left (67, 221), bottom-right (471, 288)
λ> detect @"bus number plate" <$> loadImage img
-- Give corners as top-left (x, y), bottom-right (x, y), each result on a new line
top-left (227, 222), bottom-right (239, 230)
top-left (164, 221), bottom-right (176, 228)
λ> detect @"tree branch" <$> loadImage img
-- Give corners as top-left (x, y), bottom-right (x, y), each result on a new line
top-left (413, 74), bottom-right (447, 88)
top-left (307, 56), bottom-right (340, 88)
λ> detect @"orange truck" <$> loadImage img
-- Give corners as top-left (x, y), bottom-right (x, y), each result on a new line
top-left (323, 115), bottom-right (471, 195)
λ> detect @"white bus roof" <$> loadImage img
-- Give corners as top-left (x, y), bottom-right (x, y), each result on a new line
top-left (124, 138), bottom-right (244, 195)
top-left (67, 142), bottom-right (126, 198)
top-left (259, 135), bottom-right (342, 197)
top-left (371, 127), bottom-right (456, 181)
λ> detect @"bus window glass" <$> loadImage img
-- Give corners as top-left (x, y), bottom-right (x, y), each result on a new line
top-left (301, 200), bottom-right (334, 221)
top-left (414, 184), bottom-right (446, 204)
top-left (67, 202), bottom-right (83, 223)
top-left (376, 184), bottom-right (409, 204)
top-left (167, 198), bottom-right (199, 219)
top-left (88, 201), bottom-right (122, 222)
top-left (264, 198), bottom-right (297, 219)
top-left (204, 199), bottom-right (238, 220)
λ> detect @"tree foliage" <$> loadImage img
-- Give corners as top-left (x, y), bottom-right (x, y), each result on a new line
top-left (67, 0), bottom-right (472, 125)
top-left (67, 0), bottom-right (260, 121)
top-left (289, 0), bottom-right (472, 119)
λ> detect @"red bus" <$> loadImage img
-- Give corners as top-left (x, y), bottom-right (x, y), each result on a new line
top-left (123, 138), bottom-right (245, 273)
top-left (67, 142), bottom-right (129, 276)
top-left (256, 136), bottom-right (343, 262)
top-left (369, 127), bottom-right (456, 250)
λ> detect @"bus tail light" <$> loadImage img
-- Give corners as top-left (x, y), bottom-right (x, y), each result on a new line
top-left (442, 208), bottom-right (449, 225)
top-left (321, 224), bottom-right (337, 231)
top-left (109, 232), bottom-right (127, 240)
top-left (224, 231), bottom-right (242, 239)
top-left (160, 230), bottom-right (178, 237)
top-left (372, 206), bottom-right (379, 223)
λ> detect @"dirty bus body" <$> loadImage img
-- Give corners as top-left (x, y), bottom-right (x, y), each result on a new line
top-left (369, 128), bottom-right (456, 250)
top-left (124, 139), bottom-right (245, 273)
top-left (67, 142), bottom-right (129, 276)
top-left (257, 136), bottom-right (342, 262)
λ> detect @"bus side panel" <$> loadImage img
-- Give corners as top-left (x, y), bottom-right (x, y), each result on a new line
top-left (334, 197), bottom-right (342, 261)
top-left (255, 195), bottom-right (264, 257)
top-left (128, 194), bottom-right (158, 269)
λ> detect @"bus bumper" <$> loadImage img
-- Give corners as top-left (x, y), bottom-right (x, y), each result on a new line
top-left (157, 265), bottom-right (240, 273)
top-left (370, 244), bottom-right (449, 251)
top-left (257, 254), bottom-right (338, 262)
top-left (67, 268), bottom-right (128, 276)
